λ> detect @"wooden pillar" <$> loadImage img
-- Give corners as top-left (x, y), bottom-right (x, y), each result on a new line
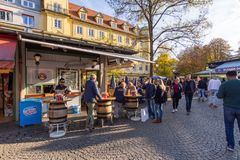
top-left (20, 41), bottom-right (26, 101)
top-left (100, 56), bottom-right (108, 92)
top-left (14, 41), bottom-right (20, 121)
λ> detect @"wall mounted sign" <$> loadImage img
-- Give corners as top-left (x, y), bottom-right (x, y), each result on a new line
top-left (38, 73), bottom-right (47, 81)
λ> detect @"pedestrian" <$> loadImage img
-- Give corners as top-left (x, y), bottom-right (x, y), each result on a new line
top-left (171, 77), bottom-right (182, 113)
top-left (183, 74), bottom-right (196, 115)
top-left (126, 82), bottom-right (137, 96)
top-left (83, 74), bottom-right (102, 132)
top-left (208, 76), bottom-right (221, 108)
top-left (142, 77), bottom-right (156, 119)
top-left (113, 82), bottom-right (126, 118)
top-left (153, 79), bottom-right (166, 123)
top-left (216, 71), bottom-right (240, 152)
top-left (197, 77), bottom-right (207, 102)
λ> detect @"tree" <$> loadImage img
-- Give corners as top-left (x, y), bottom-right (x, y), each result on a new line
top-left (176, 38), bottom-right (232, 75)
top-left (106, 0), bottom-right (212, 76)
top-left (154, 52), bottom-right (177, 78)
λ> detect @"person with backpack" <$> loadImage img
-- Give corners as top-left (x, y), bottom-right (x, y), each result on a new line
top-left (171, 78), bottom-right (182, 113)
top-left (153, 79), bottom-right (167, 123)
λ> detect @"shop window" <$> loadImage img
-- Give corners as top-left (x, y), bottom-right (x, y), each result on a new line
top-left (22, 14), bottom-right (34, 27)
top-left (0, 9), bottom-right (12, 22)
top-left (76, 26), bottom-right (83, 35)
top-left (21, 0), bottom-right (35, 9)
top-left (54, 19), bottom-right (62, 29)
top-left (88, 28), bottom-right (94, 37)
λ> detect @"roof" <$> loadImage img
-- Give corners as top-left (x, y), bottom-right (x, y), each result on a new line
top-left (215, 61), bottom-right (240, 73)
top-left (68, 3), bottom-right (136, 34)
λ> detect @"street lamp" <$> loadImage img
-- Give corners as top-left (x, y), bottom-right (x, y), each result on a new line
top-left (34, 54), bottom-right (41, 65)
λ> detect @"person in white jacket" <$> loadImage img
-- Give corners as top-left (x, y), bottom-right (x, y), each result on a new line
top-left (208, 76), bottom-right (222, 108)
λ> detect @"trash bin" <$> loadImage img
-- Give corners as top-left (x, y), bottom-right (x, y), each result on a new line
top-left (19, 98), bottom-right (42, 127)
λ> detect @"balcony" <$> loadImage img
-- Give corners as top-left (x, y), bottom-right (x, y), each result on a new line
top-left (45, 4), bottom-right (68, 15)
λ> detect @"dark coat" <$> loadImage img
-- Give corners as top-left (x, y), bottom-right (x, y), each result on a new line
top-left (183, 80), bottom-right (196, 94)
top-left (83, 79), bottom-right (102, 103)
top-left (142, 83), bottom-right (156, 99)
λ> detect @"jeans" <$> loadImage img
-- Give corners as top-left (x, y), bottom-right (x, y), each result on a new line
top-left (114, 101), bottom-right (123, 118)
top-left (146, 99), bottom-right (155, 119)
top-left (198, 89), bottom-right (205, 98)
top-left (224, 107), bottom-right (240, 148)
top-left (86, 102), bottom-right (95, 129)
top-left (185, 93), bottom-right (193, 112)
top-left (172, 97), bottom-right (180, 109)
top-left (154, 103), bottom-right (163, 120)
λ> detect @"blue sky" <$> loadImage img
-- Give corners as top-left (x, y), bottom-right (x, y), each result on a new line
top-left (70, 0), bottom-right (240, 53)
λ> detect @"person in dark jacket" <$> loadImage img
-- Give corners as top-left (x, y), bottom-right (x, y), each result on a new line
top-left (197, 77), bottom-right (207, 102)
top-left (153, 79), bottom-right (166, 123)
top-left (142, 78), bottom-right (156, 119)
top-left (113, 82), bottom-right (126, 118)
top-left (183, 74), bottom-right (196, 115)
top-left (83, 74), bottom-right (102, 131)
top-left (171, 78), bottom-right (182, 113)
top-left (217, 71), bottom-right (240, 151)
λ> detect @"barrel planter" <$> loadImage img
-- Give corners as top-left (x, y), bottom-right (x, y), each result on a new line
top-left (125, 97), bottom-right (139, 111)
top-left (48, 101), bottom-right (67, 124)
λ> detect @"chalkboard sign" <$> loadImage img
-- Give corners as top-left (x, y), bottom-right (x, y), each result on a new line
top-left (58, 69), bottom-right (79, 91)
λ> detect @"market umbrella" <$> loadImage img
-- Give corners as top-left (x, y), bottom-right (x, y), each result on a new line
top-left (110, 74), bottom-right (116, 89)
top-left (134, 78), bottom-right (138, 86)
top-left (125, 76), bottom-right (129, 85)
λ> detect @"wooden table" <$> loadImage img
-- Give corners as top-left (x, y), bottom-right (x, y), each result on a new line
top-left (124, 95), bottom-right (142, 121)
top-left (97, 97), bottom-right (116, 127)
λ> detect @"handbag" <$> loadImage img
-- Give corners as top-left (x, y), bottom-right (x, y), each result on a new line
top-left (141, 107), bottom-right (149, 122)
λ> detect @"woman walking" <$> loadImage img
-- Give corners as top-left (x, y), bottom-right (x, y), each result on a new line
top-left (153, 79), bottom-right (166, 123)
top-left (171, 78), bottom-right (182, 113)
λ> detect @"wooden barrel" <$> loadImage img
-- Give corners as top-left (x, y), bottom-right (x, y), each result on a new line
top-left (48, 102), bottom-right (67, 124)
top-left (125, 97), bottom-right (139, 110)
top-left (97, 100), bottom-right (112, 118)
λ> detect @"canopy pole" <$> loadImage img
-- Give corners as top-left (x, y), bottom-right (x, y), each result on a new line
top-left (100, 56), bottom-right (108, 93)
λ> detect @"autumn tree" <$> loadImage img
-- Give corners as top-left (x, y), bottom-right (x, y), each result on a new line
top-left (154, 52), bottom-right (177, 78)
top-left (106, 0), bottom-right (212, 76)
top-left (176, 38), bottom-right (232, 75)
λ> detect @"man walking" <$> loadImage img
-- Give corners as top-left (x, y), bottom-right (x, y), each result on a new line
top-left (197, 77), bottom-right (207, 102)
top-left (83, 74), bottom-right (102, 132)
top-left (208, 76), bottom-right (222, 108)
top-left (217, 71), bottom-right (240, 151)
top-left (183, 74), bottom-right (196, 115)
top-left (143, 78), bottom-right (156, 119)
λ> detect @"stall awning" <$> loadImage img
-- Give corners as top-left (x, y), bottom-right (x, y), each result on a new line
top-left (20, 38), bottom-right (154, 64)
top-left (0, 35), bottom-right (17, 70)
top-left (215, 61), bottom-right (240, 73)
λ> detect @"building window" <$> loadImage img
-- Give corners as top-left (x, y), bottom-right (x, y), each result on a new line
top-left (76, 26), bottom-right (83, 35)
top-left (99, 31), bottom-right (105, 39)
top-left (88, 28), bottom-right (94, 37)
top-left (22, 15), bottom-right (34, 26)
top-left (124, 26), bottom-right (129, 32)
top-left (54, 19), bottom-right (62, 29)
top-left (0, 10), bottom-right (12, 22)
top-left (97, 18), bottom-right (103, 25)
top-left (139, 65), bottom-right (143, 71)
top-left (53, 3), bottom-right (61, 12)
top-left (126, 37), bottom-right (130, 45)
top-left (145, 65), bottom-right (148, 71)
top-left (111, 22), bottom-right (117, 29)
top-left (4, 0), bottom-right (15, 3)
top-left (80, 13), bottom-right (86, 21)
top-left (21, 0), bottom-right (35, 9)
top-left (118, 35), bottom-right (122, 43)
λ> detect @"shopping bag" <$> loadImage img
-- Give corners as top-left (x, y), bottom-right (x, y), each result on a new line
top-left (141, 107), bottom-right (149, 122)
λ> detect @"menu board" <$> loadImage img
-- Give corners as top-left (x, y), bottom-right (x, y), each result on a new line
top-left (58, 69), bottom-right (79, 91)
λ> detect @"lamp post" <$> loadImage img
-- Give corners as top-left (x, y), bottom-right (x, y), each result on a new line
top-left (34, 54), bottom-right (41, 65)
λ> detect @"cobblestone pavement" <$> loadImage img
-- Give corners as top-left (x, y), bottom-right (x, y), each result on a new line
top-left (1, 99), bottom-right (240, 160)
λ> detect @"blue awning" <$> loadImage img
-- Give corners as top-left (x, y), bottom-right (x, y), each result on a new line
top-left (215, 61), bottom-right (240, 73)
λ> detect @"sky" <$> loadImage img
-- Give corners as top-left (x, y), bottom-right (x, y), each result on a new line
top-left (70, 0), bottom-right (240, 53)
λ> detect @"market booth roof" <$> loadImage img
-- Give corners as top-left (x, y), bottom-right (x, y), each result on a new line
top-left (215, 61), bottom-right (240, 73)
top-left (20, 38), bottom-right (154, 64)
top-left (0, 34), bottom-right (16, 71)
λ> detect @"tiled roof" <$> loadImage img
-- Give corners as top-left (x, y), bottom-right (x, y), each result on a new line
top-left (69, 3), bottom-right (136, 34)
